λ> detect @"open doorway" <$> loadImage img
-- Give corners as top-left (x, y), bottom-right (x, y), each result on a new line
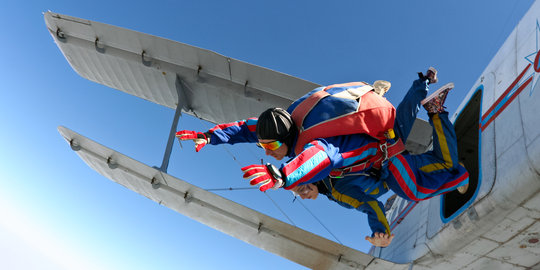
top-left (441, 89), bottom-right (482, 220)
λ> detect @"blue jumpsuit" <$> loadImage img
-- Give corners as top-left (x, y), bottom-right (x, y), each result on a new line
top-left (207, 79), bottom-right (469, 235)
top-left (316, 176), bottom-right (390, 236)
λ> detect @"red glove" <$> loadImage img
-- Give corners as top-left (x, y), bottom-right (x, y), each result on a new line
top-left (241, 164), bottom-right (284, 192)
top-left (175, 130), bottom-right (210, 152)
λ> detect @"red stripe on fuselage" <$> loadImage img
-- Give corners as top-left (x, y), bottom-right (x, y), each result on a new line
top-left (481, 75), bottom-right (532, 131)
top-left (482, 64), bottom-right (531, 122)
top-left (389, 201), bottom-right (418, 231)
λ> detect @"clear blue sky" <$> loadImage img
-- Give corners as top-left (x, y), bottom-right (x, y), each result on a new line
top-left (0, 1), bottom-right (534, 269)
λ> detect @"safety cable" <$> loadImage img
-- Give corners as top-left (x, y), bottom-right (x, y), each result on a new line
top-left (296, 198), bottom-right (343, 244)
top-left (231, 141), bottom-right (342, 243)
top-left (220, 139), bottom-right (342, 243)
top-left (263, 192), bottom-right (297, 226)
top-left (191, 117), bottom-right (298, 226)
top-left (205, 187), bottom-right (258, 191)
top-left (219, 143), bottom-right (298, 226)
top-left (220, 144), bottom-right (239, 163)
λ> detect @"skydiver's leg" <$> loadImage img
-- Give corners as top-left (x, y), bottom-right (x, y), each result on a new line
top-left (394, 67), bottom-right (438, 142)
top-left (383, 112), bottom-right (469, 201)
top-left (416, 112), bottom-right (460, 172)
top-left (394, 78), bottom-right (430, 142)
top-left (384, 154), bottom-right (469, 201)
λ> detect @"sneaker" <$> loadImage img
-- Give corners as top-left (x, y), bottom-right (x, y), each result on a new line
top-left (417, 67), bottom-right (438, 84)
top-left (421, 82), bottom-right (454, 114)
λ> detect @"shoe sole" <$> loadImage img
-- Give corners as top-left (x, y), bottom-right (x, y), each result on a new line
top-left (421, 82), bottom-right (454, 105)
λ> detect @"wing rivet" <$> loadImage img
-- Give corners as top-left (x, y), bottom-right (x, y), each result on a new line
top-left (142, 50), bottom-right (152, 67)
top-left (184, 191), bottom-right (192, 203)
top-left (69, 139), bottom-right (81, 151)
top-left (151, 177), bottom-right (161, 189)
top-left (95, 37), bottom-right (106, 53)
top-left (56, 28), bottom-right (67, 42)
top-left (107, 157), bottom-right (118, 169)
top-left (453, 219), bottom-right (463, 230)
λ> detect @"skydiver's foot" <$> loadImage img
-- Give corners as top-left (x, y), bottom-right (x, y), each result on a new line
top-left (373, 80), bottom-right (391, 96)
top-left (457, 183), bottom-right (469, 194)
top-left (421, 82), bottom-right (453, 114)
top-left (417, 67), bottom-right (438, 84)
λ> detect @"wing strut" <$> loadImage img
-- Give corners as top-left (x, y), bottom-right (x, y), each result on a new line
top-left (159, 76), bottom-right (189, 172)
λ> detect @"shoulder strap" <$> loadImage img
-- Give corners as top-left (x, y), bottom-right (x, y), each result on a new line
top-left (290, 90), bottom-right (329, 131)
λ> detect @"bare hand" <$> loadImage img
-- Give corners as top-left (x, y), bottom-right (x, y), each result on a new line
top-left (365, 232), bottom-right (395, 247)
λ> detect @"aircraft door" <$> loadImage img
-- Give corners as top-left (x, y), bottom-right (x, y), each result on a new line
top-left (432, 72), bottom-right (497, 231)
top-left (440, 88), bottom-right (483, 223)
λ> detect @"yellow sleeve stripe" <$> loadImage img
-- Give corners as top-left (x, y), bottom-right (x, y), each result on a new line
top-left (331, 188), bottom-right (390, 234)
top-left (367, 201), bottom-right (391, 235)
top-left (364, 187), bottom-right (380, 195)
top-left (331, 189), bottom-right (363, 208)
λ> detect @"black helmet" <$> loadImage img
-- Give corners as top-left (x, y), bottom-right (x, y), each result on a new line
top-left (256, 108), bottom-right (297, 149)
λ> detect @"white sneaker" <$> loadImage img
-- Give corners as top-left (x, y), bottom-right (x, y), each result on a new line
top-left (421, 83), bottom-right (454, 114)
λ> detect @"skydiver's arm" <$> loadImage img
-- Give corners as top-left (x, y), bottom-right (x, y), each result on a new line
top-left (281, 140), bottom-right (335, 190)
top-left (332, 180), bottom-right (394, 247)
top-left (207, 118), bottom-right (259, 145)
top-left (176, 118), bottom-right (258, 152)
top-left (357, 200), bottom-right (392, 244)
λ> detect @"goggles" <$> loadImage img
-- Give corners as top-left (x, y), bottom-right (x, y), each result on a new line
top-left (256, 140), bottom-right (282, 151)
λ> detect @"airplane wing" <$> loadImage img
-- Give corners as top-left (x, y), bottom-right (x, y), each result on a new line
top-left (44, 12), bottom-right (320, 124)
top-left (58, 126), bottom-right (407, 270)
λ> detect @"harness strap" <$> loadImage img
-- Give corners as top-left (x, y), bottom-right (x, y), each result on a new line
top-left (290, 82), bottom-right (369, 130)
top-left (330, 139), bottom-right (406, 178)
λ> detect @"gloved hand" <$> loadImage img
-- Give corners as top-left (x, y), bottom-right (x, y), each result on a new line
top-left (241, 164), bottom-right (284, 192)
top-left (175, 130), bottom-right (210, 152)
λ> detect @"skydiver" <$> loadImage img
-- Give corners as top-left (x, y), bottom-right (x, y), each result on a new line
top-left (176, 68), bottom-right (469, 247)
